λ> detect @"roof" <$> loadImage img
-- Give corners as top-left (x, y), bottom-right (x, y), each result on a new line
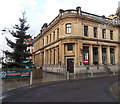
top-left (34, 7), bottom-right (113, 42)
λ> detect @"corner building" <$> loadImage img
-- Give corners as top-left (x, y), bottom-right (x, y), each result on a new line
top-left (33, 7), bottom-right (119, 74)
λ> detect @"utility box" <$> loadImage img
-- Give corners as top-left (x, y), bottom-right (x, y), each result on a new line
top-left (32, 69), bottom-right (43, 79)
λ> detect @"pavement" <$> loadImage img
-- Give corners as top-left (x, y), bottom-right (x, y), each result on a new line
top-left (2, 75), bottom-right (119, 103)
top-left (110, 81), bottom-right (120, 99)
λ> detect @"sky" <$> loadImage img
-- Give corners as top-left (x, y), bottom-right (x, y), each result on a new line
top-left (0, 0), bottom-right (119, 57)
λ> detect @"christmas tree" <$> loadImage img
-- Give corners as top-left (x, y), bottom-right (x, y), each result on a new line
top-left (3, 12), bottom-right (33, 68)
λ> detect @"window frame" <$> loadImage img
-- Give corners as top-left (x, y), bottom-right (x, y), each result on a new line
top-left (57, 28), bottom-right (59, 39)
top-left (50, 34), bottom-right (51, 43)
top-left (84, 25), bottom-right (88, 37)
top-left (46, 36), bottom-right (48, 44)
top-left (67, 43), bottom-right (73, 51)
top-left (66, 23), bottom-right (72, 34)
top-left (110, 30), bottom-right (113, 40)
top-left (53, 31), bottom-right (55, 41)
top-left (102, 29), bottom-right (106, 39)
top-left (94, 27), bottom-right (97, 38)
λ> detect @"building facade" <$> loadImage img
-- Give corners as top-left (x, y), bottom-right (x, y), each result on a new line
top-left (33, 7), bottom-right (119, 74)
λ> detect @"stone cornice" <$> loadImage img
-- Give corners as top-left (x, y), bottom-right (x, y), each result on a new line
top-left (33, 36), bottom-right (120, 54)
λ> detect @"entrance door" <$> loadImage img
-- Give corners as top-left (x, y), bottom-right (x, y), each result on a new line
top-left (67, 58), bottom-right (74, 73)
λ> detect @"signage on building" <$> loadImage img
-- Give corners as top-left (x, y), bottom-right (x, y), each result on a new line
top-left (0, 70), bottom-right (31, 79)
top-left (84, 59), bottom-right (89, 64)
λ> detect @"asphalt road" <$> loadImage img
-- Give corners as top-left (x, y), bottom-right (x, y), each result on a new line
top-left (2, 75), bottom-right (119, 102)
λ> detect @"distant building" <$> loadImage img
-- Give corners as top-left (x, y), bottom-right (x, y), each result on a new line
top-left (108, 14), bottom-right (117, 19)
top-left (24, 38), bottom-right (34, 66)
top-left (33, 7), bottom-right (119, 74)
top-left (24, 38), bottom-right (34, 53)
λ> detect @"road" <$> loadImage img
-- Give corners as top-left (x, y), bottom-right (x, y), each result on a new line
top-left (2, 75), bottom-right (119, 102)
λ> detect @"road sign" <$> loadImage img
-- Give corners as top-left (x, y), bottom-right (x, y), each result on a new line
top-left (84, 59), bottom-right (89, 64)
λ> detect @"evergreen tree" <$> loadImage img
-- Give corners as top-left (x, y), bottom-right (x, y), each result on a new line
top-left (3, 12), bottom-right (32, 68)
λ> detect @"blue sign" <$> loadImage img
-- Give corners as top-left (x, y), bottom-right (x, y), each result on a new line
top-left (25, 66), bottom-right (30, 68)
top-left (22, 60), bottom-right (30, 63)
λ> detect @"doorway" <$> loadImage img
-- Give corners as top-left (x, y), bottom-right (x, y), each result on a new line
top-left (67, 58), bottom-right (74, 73)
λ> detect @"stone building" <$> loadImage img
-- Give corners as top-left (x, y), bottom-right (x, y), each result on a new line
top-left (33, 7), bottom-right (119, 74)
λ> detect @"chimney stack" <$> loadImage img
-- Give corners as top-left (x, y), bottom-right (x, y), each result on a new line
top-left (76, 7), bottom-right (81, 16)
top-left (59, 9), bottom-right (64, 16)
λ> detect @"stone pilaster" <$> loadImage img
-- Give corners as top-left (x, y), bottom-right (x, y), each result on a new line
top-left (89, 45), bottom-right (93, 65)
top-left (115, 46), bottom-right (119, 64)
top-left (59, 43), bottom-right (62, 65)
top-left (98, 45), bottom-right (102, 65)
top-left (48, 50), bottom-right (51, 65)
top-left (51, 49), bottom-right (54, 65)
top-left (77, 42), bottom-right (80, 65)
top-left (55, 47), bottom-right (58, 65)
top-left (75, 43), bottom-right (78, 65)
top-left (61, 43), bottom-right (65, 64)
top-left (80, 43), bottom-right (83, 65)
top-left (44, 50), bottom-right (47, 65)
top-left (107, 47), bottom-right (111, 65)
top-left (40, 52), bottom-right (42, 65)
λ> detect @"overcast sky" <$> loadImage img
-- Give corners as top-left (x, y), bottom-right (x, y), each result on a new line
top-left (0, 0), bottom-right (119, 57)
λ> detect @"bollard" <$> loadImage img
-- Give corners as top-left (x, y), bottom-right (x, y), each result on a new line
top-left (90, 69), bottom-right (93, 77)
top-left (30, 71), bottom-right (33, 86)
top-left (113, 71), bottom-right (116, 75)
top-left (66, 71), bottom-right (69, 80)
